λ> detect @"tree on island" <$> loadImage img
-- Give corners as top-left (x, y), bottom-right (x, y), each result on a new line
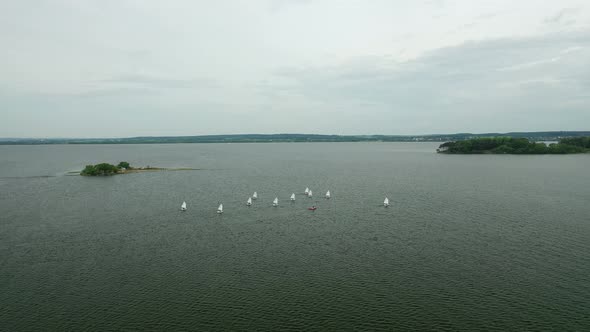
top-left (81, 161), bottom-right (133, 176)
top-left (117, 161), bottom-right (130, 169)
top-left (560, 137), bottom-right (590, 149)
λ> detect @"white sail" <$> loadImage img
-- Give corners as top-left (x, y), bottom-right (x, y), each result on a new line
top-left (252, 192), bottom-right (258, 200)
top-left (308, 190), bottom-right (313, 197)
top-left (181, 201), bottom-right (187, 211)
top-left (325, 190), bottom-right (331, 199)
top-left (217, 203), bottom-right (223, 213)
top-left (247, 197), bottom-right (252, 206)
top-left (290, 193), bottom-right (296, 201)
top-left (273, 197), bottom-right (279, 207)
top-left (384, 197), bottom-right (390, 207)
top-left (304, 187), bottom-right (309, 195)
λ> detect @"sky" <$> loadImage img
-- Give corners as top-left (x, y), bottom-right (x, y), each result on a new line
top-left (1, 0), bottom-right (590, 138)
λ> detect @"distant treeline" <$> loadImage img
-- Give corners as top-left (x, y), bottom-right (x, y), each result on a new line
top-left (1, 131), bottom-right (590, 145)
top-left (438, 137), bottom-right (590, 154)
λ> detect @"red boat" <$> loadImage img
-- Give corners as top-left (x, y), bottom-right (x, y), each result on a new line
top-left (308, 206), bottom-right (317, 211)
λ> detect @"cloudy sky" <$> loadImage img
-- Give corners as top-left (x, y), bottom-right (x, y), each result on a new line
top-left (1, 0), bottom-right (589, 137)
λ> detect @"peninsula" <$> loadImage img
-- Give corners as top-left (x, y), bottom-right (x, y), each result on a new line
top-left (437, 137), bottom-right (590, 154)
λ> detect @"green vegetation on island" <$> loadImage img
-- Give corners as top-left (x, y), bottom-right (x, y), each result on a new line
top-left (81, 162), bottom-right (132, 176)
top-left (437, 137), bottom-right (590, 154)
top-left (117, 161), bottom-right (130, 169)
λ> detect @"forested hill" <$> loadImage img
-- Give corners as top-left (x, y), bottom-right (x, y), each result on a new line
top-left (1, 131), bottom-right (589, 145)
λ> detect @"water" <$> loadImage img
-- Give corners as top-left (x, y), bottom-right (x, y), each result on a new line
top-left (1, 143), bottom-right (589, 331)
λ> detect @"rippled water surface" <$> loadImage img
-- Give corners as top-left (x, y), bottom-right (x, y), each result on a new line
top-left (1, 143), bottom-right (589, 330)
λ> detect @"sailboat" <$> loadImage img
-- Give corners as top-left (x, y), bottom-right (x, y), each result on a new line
top-left (304, 187), bottom-right (309, 195)
top-left (308, 190), bottom-right (313, 198)
top-left (325, 191), bottom-right (331, 199)
top-left (247, 197), bottom-right (252, 206)
top-left (290, 193), bottom-right (296, 201)
top-left (252, 192), bottom-right (258, 200)
top-left (273, 197), bottom-right (279, 207)
top-left (384, 197), bottom-right (390, 207)
top-left (181, 201), bottom-right (187, 211)
top-left (217, 203), bottom-right (223, 214)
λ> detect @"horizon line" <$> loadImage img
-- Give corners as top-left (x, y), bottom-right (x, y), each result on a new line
top-left (2, 130), bottom-right (589, 140)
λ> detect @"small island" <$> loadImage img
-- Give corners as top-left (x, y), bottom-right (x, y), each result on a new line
top-left (437, 137), bottom-right (590, 154)
top-left (80, 162), bottom-right (196, 176)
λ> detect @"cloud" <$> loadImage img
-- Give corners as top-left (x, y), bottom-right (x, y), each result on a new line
top-left (544, 8), bottom-right (579, 26)
top-left (100, 74), bottom-right (218, 90)
top-left (267, 30), bottom-right (590, 132)
top-left (268, 0), bottom-right (314, 12)
top-left (496, 58), bottom-right (561, 72)
top-left (422, 0), bottom-right (446, 8)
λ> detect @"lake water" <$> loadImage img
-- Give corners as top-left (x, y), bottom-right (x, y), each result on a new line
top-left (1, 143), bottom-right (589, 331)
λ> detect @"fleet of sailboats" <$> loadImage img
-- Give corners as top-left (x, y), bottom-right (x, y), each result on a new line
top-left (180, 190), bottom-right (393, 215)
